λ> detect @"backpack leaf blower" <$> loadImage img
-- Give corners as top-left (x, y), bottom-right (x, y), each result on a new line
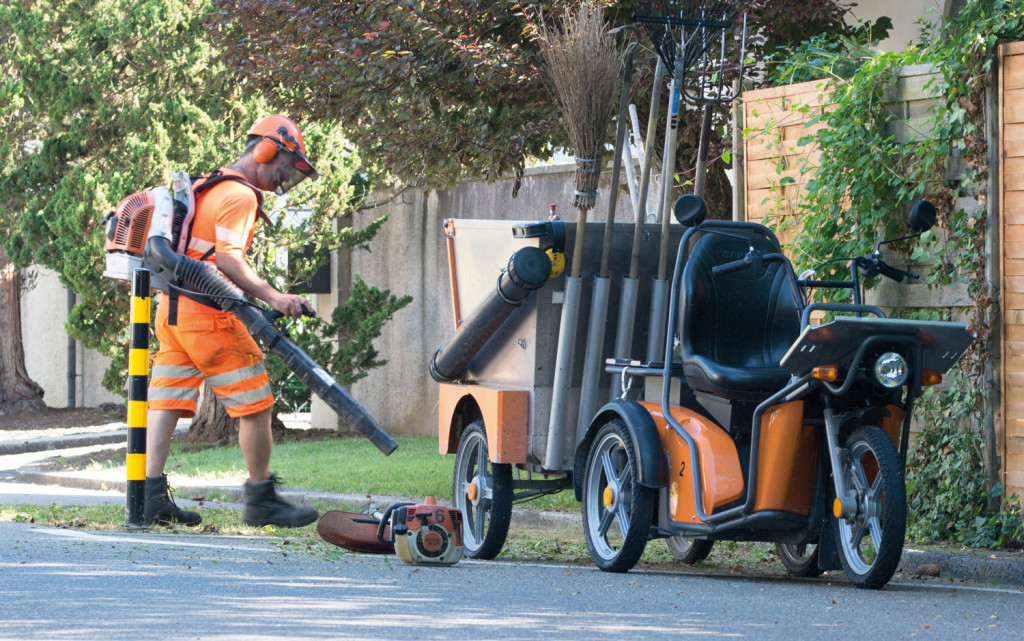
top-left (101, 171), bottom-right (398, 455)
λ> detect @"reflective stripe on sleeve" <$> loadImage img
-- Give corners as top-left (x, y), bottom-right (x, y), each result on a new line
top-left (215, 225), bottom-right (247, 249)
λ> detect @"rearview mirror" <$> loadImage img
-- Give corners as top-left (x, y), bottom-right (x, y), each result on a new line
top-left (673, 194), bottom-right (707, 228)
top-left (909, 200), bottom-right (936, 234)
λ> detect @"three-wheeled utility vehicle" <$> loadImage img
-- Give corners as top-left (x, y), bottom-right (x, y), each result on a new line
top-left (432, 196), bottom-right (972, 589)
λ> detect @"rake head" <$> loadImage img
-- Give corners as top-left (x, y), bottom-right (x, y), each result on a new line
top-left (631, 0), bottom-right (752, 102)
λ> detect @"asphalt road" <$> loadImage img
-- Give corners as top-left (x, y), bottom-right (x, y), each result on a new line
top-left (2, 520), bottom-right (1022, 641)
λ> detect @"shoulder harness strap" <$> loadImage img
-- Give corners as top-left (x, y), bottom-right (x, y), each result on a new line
top-left (167, 170), bottom-right (270, 325)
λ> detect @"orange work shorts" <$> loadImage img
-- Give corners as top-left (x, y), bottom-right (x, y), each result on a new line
top-left (149, 303), bottom-right (274, 418)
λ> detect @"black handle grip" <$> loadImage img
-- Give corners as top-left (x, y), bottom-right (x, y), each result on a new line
top-left (712, 258), bottom-right (750, 276)
top-left (876, 261), bottom-right (919, 283)
top-left (263, 307), bottom-right (315, 322)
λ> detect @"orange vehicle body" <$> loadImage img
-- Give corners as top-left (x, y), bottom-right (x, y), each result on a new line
top-left (641, 399), bottom-right (820, 524)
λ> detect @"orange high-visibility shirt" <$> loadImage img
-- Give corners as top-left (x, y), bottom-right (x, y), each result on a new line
top-left (177, 168), bottom-right (260, 315)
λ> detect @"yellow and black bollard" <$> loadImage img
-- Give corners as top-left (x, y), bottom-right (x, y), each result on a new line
top-left (125, 268), bottom-right (149, 528)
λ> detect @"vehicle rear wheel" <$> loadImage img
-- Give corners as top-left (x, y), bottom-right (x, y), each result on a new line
top-left (666, 536), bottom-right (714, 565)
top-left (775, 543), bottom-right (823, 577)
top-left (832, 426), bottom-right (906, 589)
top-left (452, 421), bottom-right (512, 559)
top-left (582, 419), bottom-right (655, 572)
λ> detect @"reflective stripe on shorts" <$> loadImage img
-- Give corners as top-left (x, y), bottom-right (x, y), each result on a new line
top-left (151, 304), bottom-right (274, 418)
top-left (206, 363), bottom-right (266, 388)
top-left (149, 386), bottom-right (201, 402)
top-left (152, 364), bottom-right (203, 380)
top-left (217, 382), bottom-right (274, 408)
top-left (208, 359), bottom-right (273, 413)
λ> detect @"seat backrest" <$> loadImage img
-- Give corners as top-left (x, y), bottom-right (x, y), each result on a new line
top-left (680, 229), bottom-right (802, 370)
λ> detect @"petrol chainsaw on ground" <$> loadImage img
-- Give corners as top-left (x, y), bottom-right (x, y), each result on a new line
top-left (100, 170), bottom-right (398, 456)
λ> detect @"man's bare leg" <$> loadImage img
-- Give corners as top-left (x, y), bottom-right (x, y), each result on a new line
top-left (238, 407), bottom-right (272, 482)
top-left (238, 406), bottom-right (317, 527)
top-left (146, 408), bottom-right (184, 477)
top-left (144, 407), bottom-right (200, 526)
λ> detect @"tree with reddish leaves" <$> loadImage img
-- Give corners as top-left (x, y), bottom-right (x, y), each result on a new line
top-left (212, 1), bottom-right (856, 207)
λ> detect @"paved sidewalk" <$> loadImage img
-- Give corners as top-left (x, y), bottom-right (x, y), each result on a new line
top-left (2, 414), bottom-right (1022, 587)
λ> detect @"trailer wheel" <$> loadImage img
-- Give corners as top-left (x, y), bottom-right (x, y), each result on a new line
top-left (452, 420), bottom-right (512, 559)
top-left (582, 418), bottom-right (655, 572)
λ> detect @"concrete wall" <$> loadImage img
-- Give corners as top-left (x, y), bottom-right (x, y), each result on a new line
top-left (311, 161), bottom-right (635, 435)
top-left (851, 0), bottom-right (944, 52)
top-left (20, 266), bottom-right (122, 409)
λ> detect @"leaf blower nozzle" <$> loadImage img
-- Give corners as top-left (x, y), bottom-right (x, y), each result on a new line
top-left (429, 245), bottom-right (552, 383)
top-left (146, 237), bottom-right (398, 455)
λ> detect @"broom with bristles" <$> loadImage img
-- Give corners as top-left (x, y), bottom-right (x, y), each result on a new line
top-left (537, 2), bottom-right (623, 470)
top-left (538, 1), bottom-right (621, 278)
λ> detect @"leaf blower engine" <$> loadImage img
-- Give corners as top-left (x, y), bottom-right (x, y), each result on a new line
top-left (100, 171), bottom-right (399, 456)
top-left (378, 497), bottom-right (464, 566)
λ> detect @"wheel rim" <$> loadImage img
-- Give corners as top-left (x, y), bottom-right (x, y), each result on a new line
top-left (836, 438), bottom-right (886, 575)
top-left (455, 430), bottom-right (494, 550)
top-left (585, 431), bottom-right (635, 560)
top-left (778, 543), bottom-right (817, 563)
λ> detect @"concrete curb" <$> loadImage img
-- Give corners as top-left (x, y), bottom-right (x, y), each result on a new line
top-left (899, 548), bottom-right (1024, 587)
top-left (0, 431), bottom-right (127, 456)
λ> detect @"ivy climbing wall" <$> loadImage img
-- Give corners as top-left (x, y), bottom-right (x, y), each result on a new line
top-left (1000, 42), bottom-right (1024, 501)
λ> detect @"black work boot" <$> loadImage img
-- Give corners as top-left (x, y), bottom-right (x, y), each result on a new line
top-left (144, 475), bottom-right (202, 526)
top-left (242, 474), bottom-right (318, 527)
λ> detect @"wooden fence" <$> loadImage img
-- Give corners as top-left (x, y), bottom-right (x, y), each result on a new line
top-left (1000, 42), bottom-right (1024, 500)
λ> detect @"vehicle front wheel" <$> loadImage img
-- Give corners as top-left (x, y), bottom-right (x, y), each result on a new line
top-left (582, 419), bottom-right (655, 572)
top-left (832, 426), bottom-right (906, 589)
top-left (452, 421), bottom-right (512, 559)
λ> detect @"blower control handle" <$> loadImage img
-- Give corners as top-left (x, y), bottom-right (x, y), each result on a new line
top-left (262, 306), bottom-right (317, 325)
top-left (376, 502), bottom-right (415, 544)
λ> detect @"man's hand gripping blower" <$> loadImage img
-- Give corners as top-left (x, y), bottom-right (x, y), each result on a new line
top-left (101, 171), bottom-right (398, 456)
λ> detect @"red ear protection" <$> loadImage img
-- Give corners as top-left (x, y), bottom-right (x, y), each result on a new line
top-left (253, 137), bottom-right (279, 164)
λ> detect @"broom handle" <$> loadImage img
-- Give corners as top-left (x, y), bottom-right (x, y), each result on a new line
top-left (658, 54), bottom-right (684, 281)
top-left (629, 57), bottom-right (665, 280)
top-left (599, 38), bottom-right (639, 279)
top-left (570, 206), bottom-right (588, 278)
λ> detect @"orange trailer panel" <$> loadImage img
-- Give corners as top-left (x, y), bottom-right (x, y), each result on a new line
top-left (438, 383), bottom-right (530, 464)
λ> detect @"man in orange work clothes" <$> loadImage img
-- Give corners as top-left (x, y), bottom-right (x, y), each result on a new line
top-left (144, 115), bottom-right (320, 528)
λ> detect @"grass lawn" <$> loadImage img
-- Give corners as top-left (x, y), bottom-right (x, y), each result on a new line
top-left (67, 434), bottom-right (581, 512)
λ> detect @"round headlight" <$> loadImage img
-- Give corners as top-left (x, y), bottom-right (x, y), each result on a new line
top-left (874, 352), bottom-right (908, 388)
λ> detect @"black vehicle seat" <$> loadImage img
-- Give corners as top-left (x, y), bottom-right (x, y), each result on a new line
top-left (679, 229), bottom-right (802, 402)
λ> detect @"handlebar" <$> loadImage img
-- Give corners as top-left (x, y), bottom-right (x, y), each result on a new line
top-left (802, 254), bottom-right (920, 290)
top-left (875, 260), bottom-right (919, 283)
top-left (712, 250), bottom-right (787, 276)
